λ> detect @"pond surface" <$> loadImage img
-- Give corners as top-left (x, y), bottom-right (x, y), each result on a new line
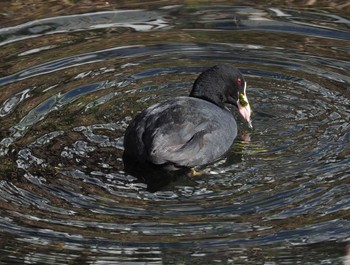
top-left (0, 1), bottom-right (349, 264)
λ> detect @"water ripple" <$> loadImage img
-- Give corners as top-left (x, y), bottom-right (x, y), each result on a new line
top-left (0, 3), bottom-right (349, 265)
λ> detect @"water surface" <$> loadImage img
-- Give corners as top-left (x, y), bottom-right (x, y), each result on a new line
top-left (0, 1), bottom-right (349, 264)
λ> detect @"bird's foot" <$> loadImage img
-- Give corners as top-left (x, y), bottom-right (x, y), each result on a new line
top-left (189, 168), bottom-right (204, 177)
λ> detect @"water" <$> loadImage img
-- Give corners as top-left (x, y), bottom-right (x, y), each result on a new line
top-left (0, 2), bottom-right (349, 264)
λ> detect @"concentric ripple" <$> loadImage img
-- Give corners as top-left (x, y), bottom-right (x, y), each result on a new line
top-left (0, 3), bottom-right (349, 264)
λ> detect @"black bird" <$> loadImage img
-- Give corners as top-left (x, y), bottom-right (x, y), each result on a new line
top-left (123, 64), bottom-right (252, 170)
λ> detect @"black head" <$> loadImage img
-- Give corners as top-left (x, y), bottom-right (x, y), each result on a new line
top-left (190, 64), bottom-right (246, 108)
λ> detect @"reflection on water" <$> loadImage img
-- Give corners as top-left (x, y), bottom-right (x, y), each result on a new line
top-left (0, 1), bottom-right (349, 264)
top-left (345, 244), bottom-right (350, 265)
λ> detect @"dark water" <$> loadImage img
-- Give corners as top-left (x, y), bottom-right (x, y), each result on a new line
top-left (0, 2), bottom-right (349, 264)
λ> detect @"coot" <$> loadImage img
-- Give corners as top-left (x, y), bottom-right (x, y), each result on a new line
top-left (123, 64), bottom-right (252, 169)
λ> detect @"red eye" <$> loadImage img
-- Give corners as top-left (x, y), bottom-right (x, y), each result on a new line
top-left (237, 78), bottom-right (242, 86)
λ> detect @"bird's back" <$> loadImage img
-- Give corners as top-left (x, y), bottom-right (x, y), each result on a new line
top-left (123, 97), bottom-right (237, 167)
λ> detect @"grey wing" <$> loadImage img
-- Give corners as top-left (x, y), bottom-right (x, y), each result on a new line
top-left (146, 115), bottom-right (237, 167)
top-left (126, 97), bottom-right (238, 167)
top-left (145, 120), bottom-right (210, 166)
